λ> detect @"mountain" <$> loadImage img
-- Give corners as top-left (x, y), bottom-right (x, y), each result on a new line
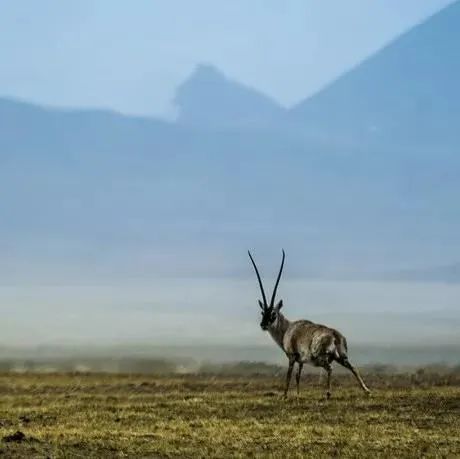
top-left (290, 0), bottom-right (460, 151)
top-left (1, 93), bottom-right (459, 283)
top-left (0, 96), bottom-right (187, 157)
top-left (0, 95), bottom-right (316, 281)
top-left (174, 64), bottom-right (285, 128)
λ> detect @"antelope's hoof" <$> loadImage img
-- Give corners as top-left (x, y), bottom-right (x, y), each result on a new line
top-left (326, 391), bottom-right (331, 400)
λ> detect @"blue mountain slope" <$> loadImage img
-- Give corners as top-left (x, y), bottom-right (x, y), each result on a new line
top-left (290, 0), bottom-right (460, 150)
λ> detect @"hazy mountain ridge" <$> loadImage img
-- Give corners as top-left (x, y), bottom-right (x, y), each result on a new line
top-left (2, 89), bottom-right (459, 281)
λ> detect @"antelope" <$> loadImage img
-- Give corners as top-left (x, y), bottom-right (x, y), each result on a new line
top-left (248, 250), bottom-right (371, 399)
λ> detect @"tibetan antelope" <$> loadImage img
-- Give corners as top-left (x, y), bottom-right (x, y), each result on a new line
top-left (248, 250), bottom-right (370, 399)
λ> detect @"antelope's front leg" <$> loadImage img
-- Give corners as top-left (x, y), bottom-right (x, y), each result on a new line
top-left (283, 358), bottom-right (295, 397)
top-left (296, 362), bottom-right (303, 395)
top-left (325, 364), bottom-right (332, 399)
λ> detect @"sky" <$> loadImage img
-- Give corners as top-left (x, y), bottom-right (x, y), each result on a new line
top-left (0, 0), bottom-right (455, 117)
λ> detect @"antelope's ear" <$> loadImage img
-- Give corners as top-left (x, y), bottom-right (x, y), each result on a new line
top-left (275, 300), bottom-right (283, 310)
top-left (258, 300), bottom-right (265, 310)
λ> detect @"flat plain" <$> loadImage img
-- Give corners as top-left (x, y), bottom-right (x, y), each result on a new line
top-left (0, 371), bottom-right (458, 458)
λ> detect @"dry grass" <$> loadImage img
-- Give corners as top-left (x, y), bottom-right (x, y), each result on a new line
top-left (0, 372), bottom-right (458, 458)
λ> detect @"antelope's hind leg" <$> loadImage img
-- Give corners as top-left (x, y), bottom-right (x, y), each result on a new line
top-left (338, 357), bottom-right (371, 395)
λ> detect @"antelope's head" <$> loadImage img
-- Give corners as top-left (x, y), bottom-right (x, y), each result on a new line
top-left (248, 250), bottom-right (285, 331)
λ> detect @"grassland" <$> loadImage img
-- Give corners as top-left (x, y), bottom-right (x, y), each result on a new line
top-left (0, 371), bottom-right (458, 458)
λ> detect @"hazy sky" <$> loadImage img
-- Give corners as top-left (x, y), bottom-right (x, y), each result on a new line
top-left (0, 0), bottom-right (454, 117)
top-left (1, 280), bottom-right (459, 349)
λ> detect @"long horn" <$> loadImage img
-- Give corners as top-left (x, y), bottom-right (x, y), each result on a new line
top-left (248, 250), bottom-right (268, 308)
top-left (269, 249), bottom-right (285, 308)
